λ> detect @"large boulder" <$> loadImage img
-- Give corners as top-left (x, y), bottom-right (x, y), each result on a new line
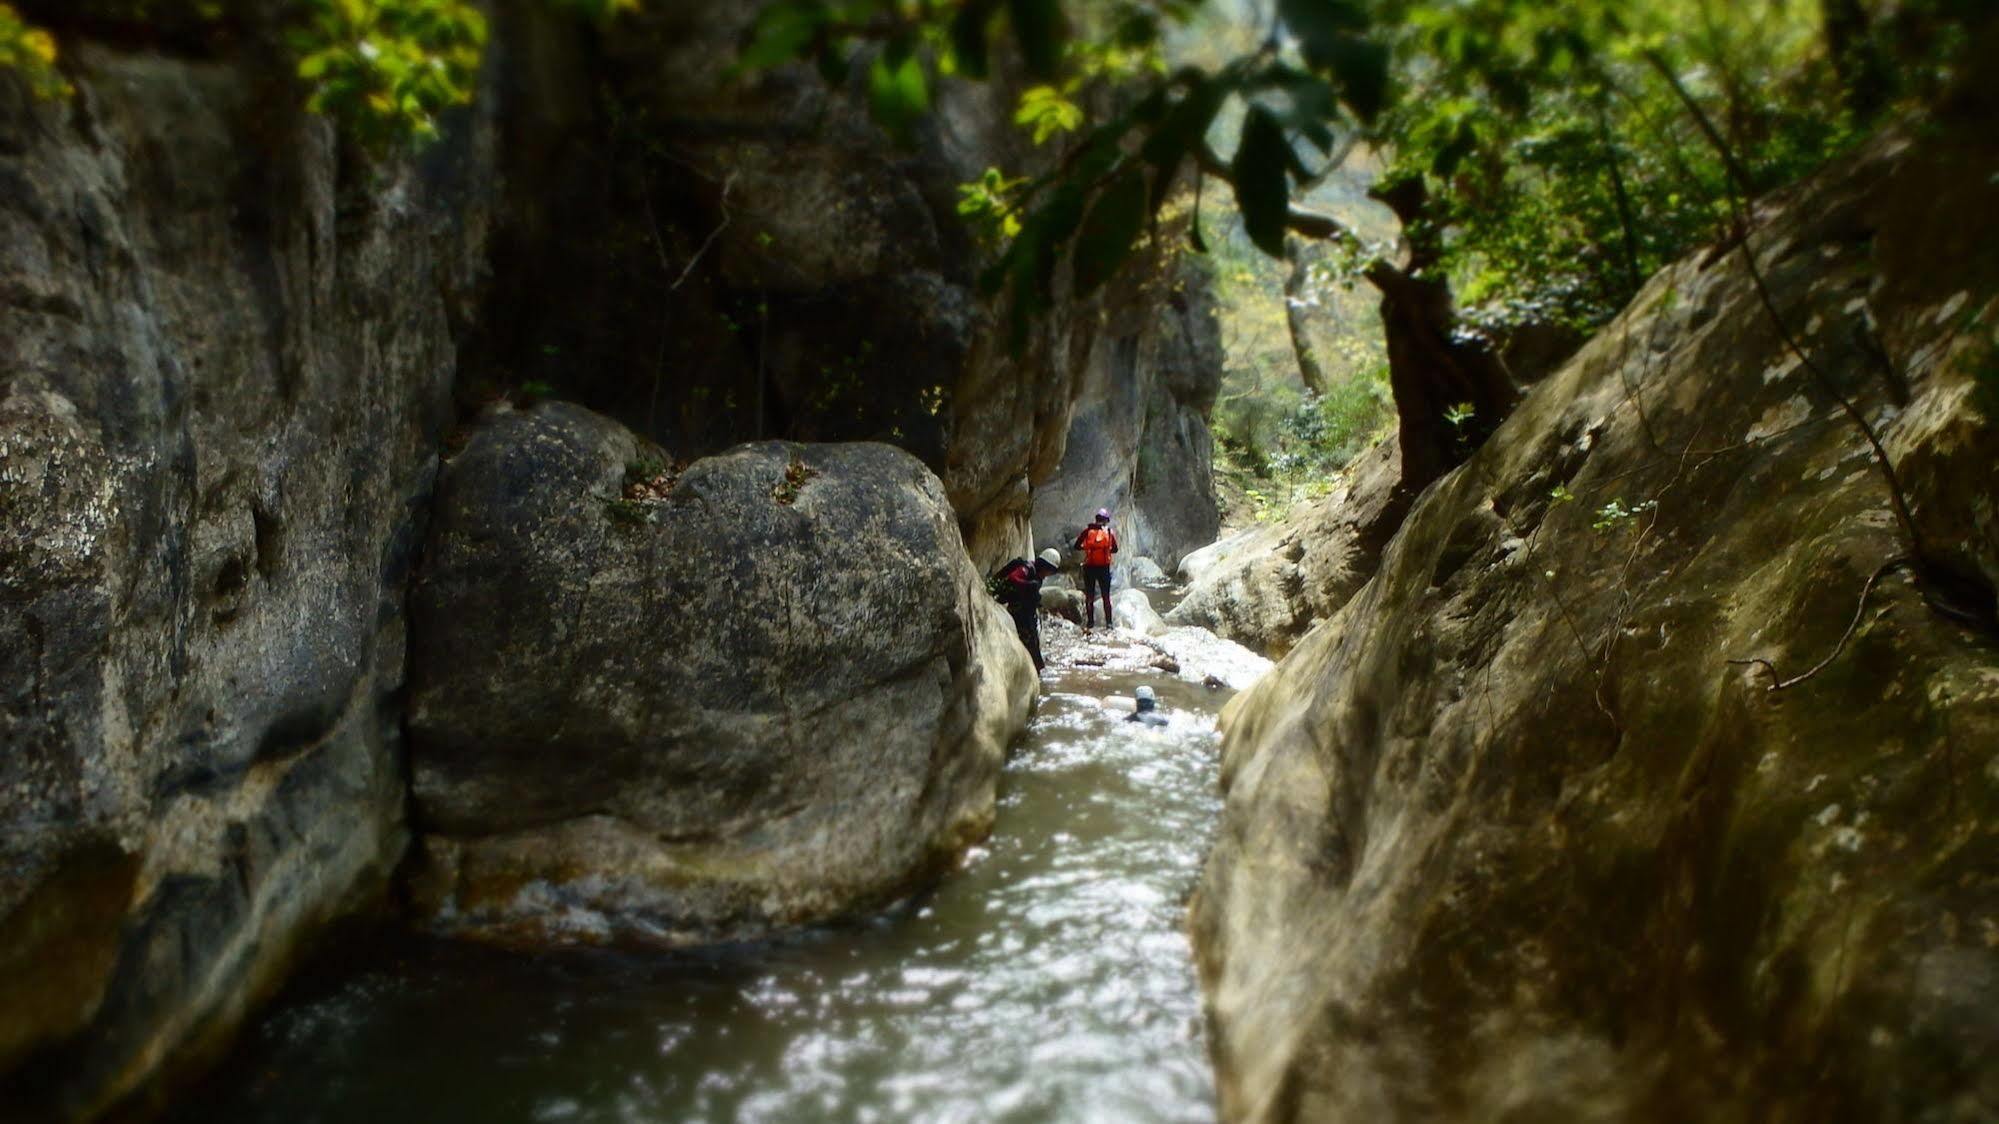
top-left (1125, 555), bottom-right (1172, 589)
top-left (1192, 109), bottom-right (1999, 1122)
top-left (1168, 440), bottom-right (1408, 658)
top-left (1041, 585), bottom-right (1086, 624)
top-left (1112, 589), bottom-right (1168, 637)
top-left (406, 403), bottom-right (1036, 946)
top-left (0, 40), bottom-right (490, 1122)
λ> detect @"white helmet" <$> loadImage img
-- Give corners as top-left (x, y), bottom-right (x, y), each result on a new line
top-left (1038, 548), bottom-right (1062, 569)
top-left (1135, 686), bottom-right (1156, 702)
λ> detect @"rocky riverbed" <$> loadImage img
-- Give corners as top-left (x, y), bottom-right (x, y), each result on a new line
top-left (165, 624), bottom-right (1269, 1124)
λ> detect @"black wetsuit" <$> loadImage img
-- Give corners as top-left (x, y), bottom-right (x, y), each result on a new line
top-left (1125, 700), bottom-right (1168, 727)
top-left (997, 559), bottom-right (1047, 671)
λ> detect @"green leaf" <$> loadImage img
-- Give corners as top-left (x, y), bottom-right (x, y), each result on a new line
top-left (736, 2), bottom-right (824, 73)
top-left (883, 32), bottom-right (913, 70)
top-left (867, 52), bottom-right (930, 143)
top-left (1006, 0), bottom-right (1064, 80)
top-left (1029, 183), bottom-right (1087, 299)
top-left (1141, 77), bottom-right (1225, 212)
top-left (950, 0), bottom-right (994, 79)
top-left (1431, 120), bottom-right (1477, 177)
top-left (1322, 33), bottom-right (1389, 124)
top-left (816, 40), bottom-right (851, 85)
top-left (1072, 167), bottom-right (1149, 296)
top-left (1279, 0), bottom-right (1370, 71)
top-left (1140, 77), bottom-right (1224, 166)
top-left (1232, 105), bottom-right (1294, 257)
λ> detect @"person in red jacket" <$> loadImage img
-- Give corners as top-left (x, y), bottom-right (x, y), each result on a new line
top-left (1073, 508), bottom-right (1118, 629)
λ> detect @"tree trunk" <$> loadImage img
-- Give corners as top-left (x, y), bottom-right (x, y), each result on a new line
top-left (1365, 177), bottom-right (1520, 494)
top-left (1822, 0), bottom-right (1890, 121)
top-left (1282, 237), bottom-right (1329, 397)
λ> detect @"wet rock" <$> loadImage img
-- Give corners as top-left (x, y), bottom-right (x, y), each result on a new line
top-left (1125, 555), bottom-right (1172, 588)
top-left (1192, 112), bottom-right (1999, 1123)
top-left (1113, 589), bottom-right (1168, 637)
top-left (1176, 531), bottom-right (1261, 584)
top-left (1040, 586), bottom-right (1085, 624)
top-left (1041, 616), bottom-right (1269, 691)
top-left (406, 403), bottom-right (1036, 947)
top-left (0, 42), bottom-right (489, 1121)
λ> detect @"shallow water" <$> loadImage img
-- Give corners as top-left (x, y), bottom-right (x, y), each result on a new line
top-left (173, 663), bottom-right (1237, 1124)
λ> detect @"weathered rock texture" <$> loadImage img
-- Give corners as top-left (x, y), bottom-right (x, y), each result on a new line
top-left (1029, 260), bottom-right (1224, 569)
top-left (1168, 438), bottom-right (1407, 657)
top-left (0, 43), bottom-right (490, 1121)
top-left (1192, 102), bottom-right (1999, 1122)
top-left (0, 0), bottom-right (1214, 1114)
top-left (405, 404), bottom-right (1036, 945)
top-left (467, 1), bottom-right (1217, 566)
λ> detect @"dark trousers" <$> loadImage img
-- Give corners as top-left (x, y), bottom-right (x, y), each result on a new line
top-left (1009, 605), bottom-right (1044, 670)
top-left (1082, 565), bottom-right (1113, 625)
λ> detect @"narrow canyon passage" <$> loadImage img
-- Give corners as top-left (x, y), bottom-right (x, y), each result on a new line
top-left (170, 640), bottom-right (1254, 1124)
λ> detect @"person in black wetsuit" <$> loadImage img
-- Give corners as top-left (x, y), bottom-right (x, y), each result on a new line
top-left (996, 548), bottom-right (1062, 672)
top-left (1124, 685), bottom-right (1168, 726)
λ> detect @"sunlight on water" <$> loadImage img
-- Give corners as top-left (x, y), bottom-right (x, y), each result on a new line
top-left (174, 666), bottom-right (1238, 1124)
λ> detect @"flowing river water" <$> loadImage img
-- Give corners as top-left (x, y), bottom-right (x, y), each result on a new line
top-left (171, 620), bottom-right (1266, 1124)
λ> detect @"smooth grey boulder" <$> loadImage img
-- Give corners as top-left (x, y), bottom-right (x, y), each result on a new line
top-left (1112, 589), bottom-right (1168, 637)
top-left (1124, 556), bottom-right (1171, 588)
top-left (406, 403), bottom-right (1036, 946)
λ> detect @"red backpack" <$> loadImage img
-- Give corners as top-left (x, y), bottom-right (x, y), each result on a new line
top-left (1078, 526), bottom-right (1116, 567)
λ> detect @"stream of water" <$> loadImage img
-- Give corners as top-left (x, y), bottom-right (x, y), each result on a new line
top-left (174, 625), bottom-right (1256, 1124)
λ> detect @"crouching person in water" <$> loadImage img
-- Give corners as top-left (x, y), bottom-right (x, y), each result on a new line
top-left (997, 548), bottom-right (1062, 672)
top-left (1125, 685), bottom-right (1168, 727)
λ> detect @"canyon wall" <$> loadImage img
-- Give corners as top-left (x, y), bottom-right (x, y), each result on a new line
top-left (1191, 96), bottom-right (1999, 1123)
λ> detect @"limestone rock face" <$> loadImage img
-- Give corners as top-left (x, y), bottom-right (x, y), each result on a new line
top-left (406, 404), bottom-right (1036, 945)
top-left (0, 44), bottom-right (489, 1120)
top-left (467, 0), bottom-right (1173, 567)
top-left (1168, 440), bottom-right (1407, 657)
top-left (1030, 261), bottom-right (1224, 569)
top-left (1192, 109), bottom-right (1999, 1123)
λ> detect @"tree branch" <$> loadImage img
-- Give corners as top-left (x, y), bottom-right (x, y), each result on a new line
top-left (1728, 557), bottom-right (1909, 691)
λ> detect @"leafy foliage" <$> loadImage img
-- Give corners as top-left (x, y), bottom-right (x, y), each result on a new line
top-left (547, 0), bottom-right (639, 24)
top-left (1015, 83), bottom-right (1087, 144)
top-left (294, 0), bottom-right (489, 151)
top-left (0, 3), bottom-right (67, 99)
top-left (2, 0), bottom-right (641, 151)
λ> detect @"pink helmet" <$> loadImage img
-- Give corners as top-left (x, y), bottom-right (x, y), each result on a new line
top-left (1095, 508), bottom-right (1111, 522)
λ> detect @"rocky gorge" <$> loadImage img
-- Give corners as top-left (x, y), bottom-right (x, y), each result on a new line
top-left (2, 2), bottom-right (1996, 1123)
top-left (0, 4), bottom-right (1221, 1117)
